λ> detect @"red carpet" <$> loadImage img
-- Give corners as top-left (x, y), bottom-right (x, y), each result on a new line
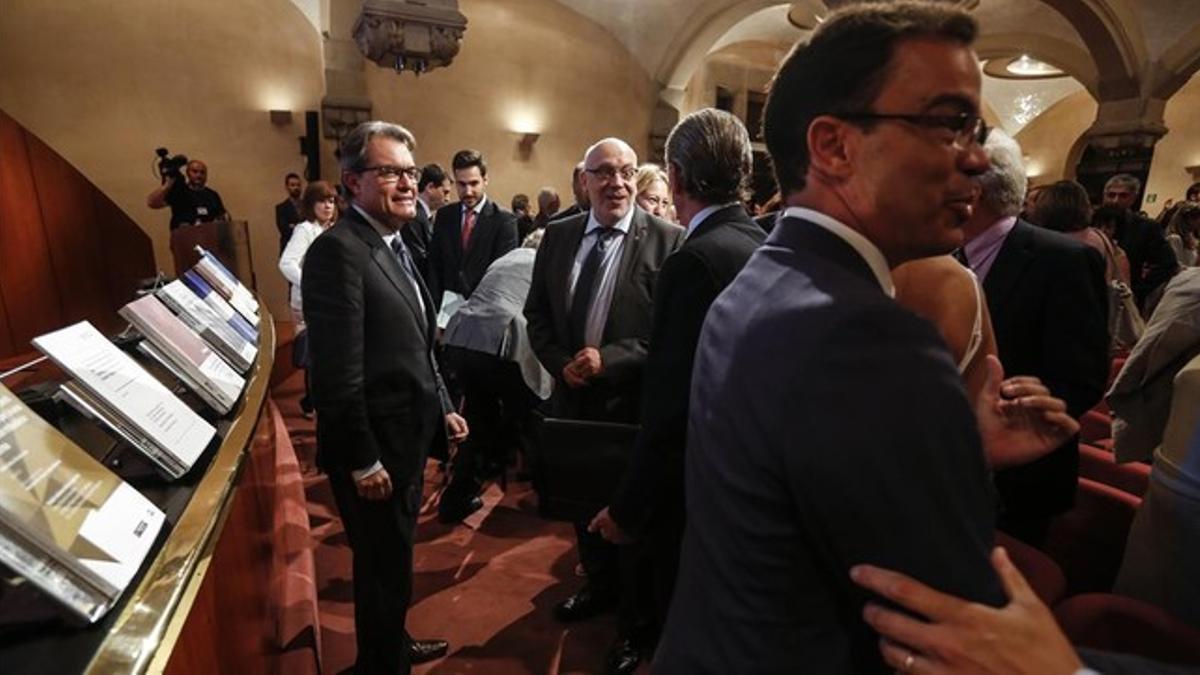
top-left (273, 371), bottom-right (638, 674)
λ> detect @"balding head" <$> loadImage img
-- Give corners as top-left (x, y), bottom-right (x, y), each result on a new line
top-left (582, 138), bottom-right (638, 227)
top-left (185, 160), bottom-right (208, 189)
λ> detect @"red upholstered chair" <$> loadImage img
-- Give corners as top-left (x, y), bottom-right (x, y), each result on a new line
top-left (994, 530), bottom-right (1066, 606)
top-left (1078, 443), bottom-right (1151, 498)
top-left (1055, 593), bottom-right (1200, 666)
top-left (1043, 478), bottom-right (1141, 595)
top-left (1080, 409), bottom-right (1113, 444)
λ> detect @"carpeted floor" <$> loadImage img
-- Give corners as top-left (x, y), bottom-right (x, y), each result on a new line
top-left (273, 371), bottom-right (640, 674)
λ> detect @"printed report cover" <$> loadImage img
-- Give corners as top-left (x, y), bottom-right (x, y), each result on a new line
top-left (0, 383), bottom-right (166, 623)
top-left (192, 248), bottom-right (260, 327)
top-left (181, 270), bottom-right (259, 343)
top-left (120, 295), bottom-right (245, 415)
top-left (31, 322), bottom-right (214, 478)
top-left (157, 279), bottom-right (256, 373)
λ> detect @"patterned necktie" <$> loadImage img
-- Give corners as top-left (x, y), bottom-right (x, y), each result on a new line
top-left (569, 228), bottom-right (618, 350)
top-left (461, 208), bottom-right (477, 251)
top-left (389, 236), bottom-right (425, 320)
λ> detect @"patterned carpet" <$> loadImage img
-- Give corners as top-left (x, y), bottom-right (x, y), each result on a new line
top-left (273, 371), bottom-right (636, 674)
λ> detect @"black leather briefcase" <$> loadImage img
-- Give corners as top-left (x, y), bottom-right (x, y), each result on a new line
top-left (533, 417), bottom-right (640, 522)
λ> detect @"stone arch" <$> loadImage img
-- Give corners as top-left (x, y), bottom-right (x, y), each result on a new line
top-left (1151, 24), bottom-right (1200, 99)
top-left (1038, 0), bottom-right (1143, 99)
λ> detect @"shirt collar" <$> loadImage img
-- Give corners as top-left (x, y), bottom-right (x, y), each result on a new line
top-left (963, 215), bottom-right (1017, 262)
top-left (353, 203), bottom-right (400, 243)
top-left (462, 196), bottom-right (488, 216)
top-left (585, 205), bottom-right (635, 237)
top-left (783, 206), bottom-right (895, 298)
top-left (686, 202), bottom-right (737, 238)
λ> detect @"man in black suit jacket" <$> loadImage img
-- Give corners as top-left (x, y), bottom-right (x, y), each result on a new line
top-left (429, 150), bottom-right (518, 311)
top-left (303, 121), bottom-right (468, 674)
top-left (655, 6), bottom-right (1078, 673)
top-left (960, 130), bottom-right (1109, 546)
top-left (1102, 173), bottom-right (1177, 307)
top-left (548, 162), bottom-right (589, 224)
top-left (524, 138), bottom-right (683, 672)
top-left (590, 110), bottom-right (764, 660)
top-left (274, 172), bottom-right (303, 253)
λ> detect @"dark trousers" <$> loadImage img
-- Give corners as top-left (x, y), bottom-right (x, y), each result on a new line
top-left (328, 469), bottom-right (416, 674)
top-left (443, 346), bottom-right (538, 496)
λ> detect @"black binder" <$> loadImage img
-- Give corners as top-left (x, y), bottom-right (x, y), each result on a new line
top-left (534, 417), bottom-right (639, 522)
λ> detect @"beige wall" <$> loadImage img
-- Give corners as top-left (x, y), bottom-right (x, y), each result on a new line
top-left (1145, 71), bottom-right (1200, 207)
top-left (0, 0), bottom-right (655, 320)
top-left (364, 0), bottom-right (657, 213)
top-left (0, 0), bottom-right (325, 320)
top-left (1014, 90), bottom-right (1097, 184)
top-left (680, 42), bottom-right (779, 118)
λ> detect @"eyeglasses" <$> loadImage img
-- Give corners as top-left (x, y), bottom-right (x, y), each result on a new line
top-left (840, 112), bottom-right (989, 150)
top-left (359, 164), bottom-right (421, 182)
top-left (585, 165), bottom-right (638, 182)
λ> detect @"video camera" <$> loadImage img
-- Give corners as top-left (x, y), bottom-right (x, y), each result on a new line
top-left (155, 147), bottom-right (188, 183)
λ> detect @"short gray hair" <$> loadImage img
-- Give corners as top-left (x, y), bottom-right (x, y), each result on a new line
top-left (339, 121), bottom-right (416, 174)
top-left (536, 187), bottom-right (559, 211)
top-left (666, 108), bottom-right (752, 204)
top-left (1105, 172), bottom-right (1142, 196)
top-left (975, 128), bottom-right (1026, 217)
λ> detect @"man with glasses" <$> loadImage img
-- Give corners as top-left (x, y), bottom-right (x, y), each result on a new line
top-left (429, 149), bottom-right (519, 314)
top-left (524, 137), bottom-right (683, 673)
top-left (1102, 173), bottom-right (1177, 308)
top-left (302, 121), bottom-right (468, 674)
top-left (655, 3), bottom-right (1078, 672)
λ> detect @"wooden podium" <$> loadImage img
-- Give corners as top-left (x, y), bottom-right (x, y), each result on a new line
top-left (169, 219), bottom-right (256, 289)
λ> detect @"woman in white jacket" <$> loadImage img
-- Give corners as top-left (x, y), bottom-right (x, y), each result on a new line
top-left (278, 180), bottom-right (338, 414)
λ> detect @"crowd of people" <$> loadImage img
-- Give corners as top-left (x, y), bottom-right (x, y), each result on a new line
top-left (153, 2), bottom-right (1200, 673)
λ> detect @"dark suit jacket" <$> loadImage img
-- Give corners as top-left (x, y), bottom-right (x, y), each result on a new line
top-left (302, 207), bottom-right (452, 504)
top-left (429, 198), bottom-right (518, 310)
top-left (1117, 213), bottom-right (1177, 306)
top-left (275, 198), bottom-right (302, 253)
top-left (609, 204), bottom-right (764, 535)
top-left (524, 207), bottom-right (684, 422)
top-left (548, 203), bottom-right (584, 224)
top-left (654, 216), bottom-right (1004, 674)
top-left (984, 220), bottom-right (1109, 518)
top-left (402, 207), bottom-right (434, 287)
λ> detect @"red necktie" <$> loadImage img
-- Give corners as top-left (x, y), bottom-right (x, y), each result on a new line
top-left (461, 209), bottom-right (477, 250)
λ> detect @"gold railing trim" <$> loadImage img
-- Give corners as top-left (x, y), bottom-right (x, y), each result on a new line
top-left (84, 309), bottom-right (276, 674)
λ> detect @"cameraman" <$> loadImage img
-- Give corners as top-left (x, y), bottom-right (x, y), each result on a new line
top-left (146, 159), bottom-right (228, 229)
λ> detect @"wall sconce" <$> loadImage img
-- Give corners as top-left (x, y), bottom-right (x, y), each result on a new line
top-left (1187, 164), bottom-right (1200, 181)
top-left (269, 109), bottom-right (294, 126)
top-left (516, 132), bottom-right (540, 160)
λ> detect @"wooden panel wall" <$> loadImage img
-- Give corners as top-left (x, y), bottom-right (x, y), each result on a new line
top-left (0, 109), bottom-right (154, 359)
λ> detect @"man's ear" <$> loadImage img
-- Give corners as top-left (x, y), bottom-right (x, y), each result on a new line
top-left (342, 170), bottom-right (359, 197)
top-left (806, 115), bottom-right (855, 181)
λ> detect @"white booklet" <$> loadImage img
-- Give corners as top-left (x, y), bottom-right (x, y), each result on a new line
top-left (0, 383), bottom-right (166, 623)
top-left (119, 295), bottom-right (245, 415)
top-left (31, 322), bottom-right (214, 479)
top-left (157, 280), bottom-right (257, 373)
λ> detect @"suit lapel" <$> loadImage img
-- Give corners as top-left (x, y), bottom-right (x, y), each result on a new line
top-left (615, 207), bottom-right (647, 290)
top-left (346, 210), bottom-right (429, 339)
top-left (552, 216), bottom-right (587, 342)
top-left (981, 220), bottom-right (1034, 305)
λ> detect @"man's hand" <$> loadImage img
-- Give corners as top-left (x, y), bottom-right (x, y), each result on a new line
top-left (571, 347), bottom-right (604, 379)
top-left (446, 412), bottom-right (469, 443)
top-left (850, 547), bottom-right (1083, 675)
top-left (562, 362), bottom-right (588, 388)
top-left (588, 506), bottom-right (632, 544)
top-left (355, 467), bottom-right (393, 501)
top-left (975, 355), bottom-right (1079, 469)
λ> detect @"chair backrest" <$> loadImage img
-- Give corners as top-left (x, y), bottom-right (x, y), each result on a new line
top-left (1044, 477), bottom-right (1141, 595)
top-left (1055, 593), bottom-right (1200, 666)
top-left (1079, 443), bottom-right (1150, 498)
top-left (994, 530), bottom-right (1066, 606)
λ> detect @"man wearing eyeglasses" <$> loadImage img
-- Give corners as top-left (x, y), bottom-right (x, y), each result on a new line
top-left (655, 3), bottom-right (1082, 673)
top-left (524, 137), bottom-right (683, 672)
top-left (302, 121), bottom-right (469, 674)
top-left (429, 149), bottom-right (519, 314)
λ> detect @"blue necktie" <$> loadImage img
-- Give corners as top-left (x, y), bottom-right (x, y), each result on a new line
top-left (569, 228), bottom-right (618, 350)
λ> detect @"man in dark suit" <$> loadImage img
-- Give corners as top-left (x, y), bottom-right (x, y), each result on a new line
top-left (303, 121), bottom-right (468, 674)
top-left (549, 162), bottom-right (589, 223)
top-left (524, 137), bottom-right (683, 672)
top-left (274, 172), bottom-right (303, 253)
top-left (589, 109), bottom-right (764, 669)
top-left (654, 5), bottom-right (1077, 672)
top-left (1102, 173), bottom-right (1177, 308)
top-left (429, 150), bottom-right (519, 312)
top-left (404, 163), bottom-right (450, 285)
top-left (960, 129), bottom-right (1109, 547)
